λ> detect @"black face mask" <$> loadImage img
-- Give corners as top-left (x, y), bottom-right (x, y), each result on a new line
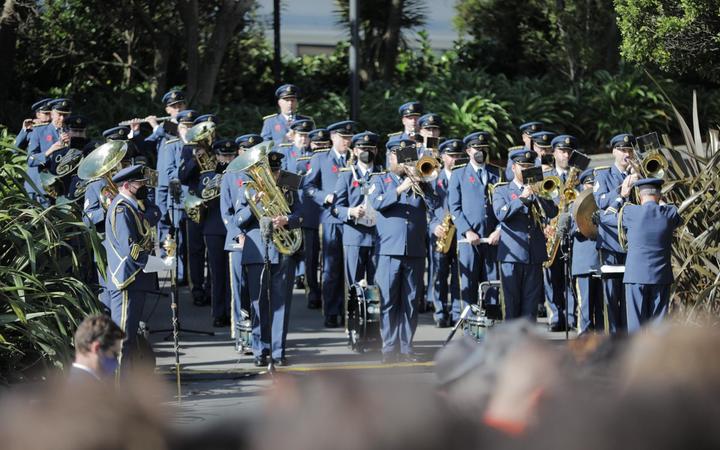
top-left (473, 150), bottom-right (485, 164)
top-left (135, 185), bottom-right (149, 201)
top-left (358, 150), bottom-right (374, 164)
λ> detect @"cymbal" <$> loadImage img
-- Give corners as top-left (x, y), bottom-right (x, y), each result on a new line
top-left (573, 189), bottom-right (598, 240)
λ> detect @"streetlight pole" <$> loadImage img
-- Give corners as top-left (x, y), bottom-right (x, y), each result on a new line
top-left (273, 0), bottom-right (281, 84)
top-left (349, 0), bottom-right (359, 121)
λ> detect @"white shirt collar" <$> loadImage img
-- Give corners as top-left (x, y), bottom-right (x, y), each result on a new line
top-left (469, 160), bottom-right (486, 172)
top-left (513, 178), bottom-right (524, 189)
top-left (119, 191), bottom-right (138, 209)
top-left (332, 148), bottom-right (346, 162)
top-left (72, 362), bottom-right (101, 380)
top-left (444, 168), bottom-right (452, 180)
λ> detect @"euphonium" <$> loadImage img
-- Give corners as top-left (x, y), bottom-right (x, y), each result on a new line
top-left (186, 120), bottom-right (217, 173)
top-left (435, 212), bottom-right (456, 254)
top-left (77, 140), bottom-right (128, 209)
top-left (226, 141), bottom-right (302, 255)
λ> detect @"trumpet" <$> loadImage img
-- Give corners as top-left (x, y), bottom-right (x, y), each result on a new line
top-left (118, 115), bottom-right (171, 126)
top-left (415, 155), bottom-right (441, 182)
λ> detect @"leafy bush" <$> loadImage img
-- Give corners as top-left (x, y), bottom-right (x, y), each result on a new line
top-left (0, 130), bottom-right (103, 383)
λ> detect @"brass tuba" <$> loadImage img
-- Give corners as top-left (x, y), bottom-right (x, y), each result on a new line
top-left (226, 141), bottom-right (302, 255)
top-left (77, 140), bottom-right (128, 209)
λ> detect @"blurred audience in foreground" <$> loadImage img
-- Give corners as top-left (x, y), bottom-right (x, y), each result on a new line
top-left (1, 319), bottom-right (719, 450)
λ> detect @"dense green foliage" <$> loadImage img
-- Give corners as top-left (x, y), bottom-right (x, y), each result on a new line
top-left (0, 130), bottom-right (104, 383)
top-left (615, 0), bottom-right (720, 84)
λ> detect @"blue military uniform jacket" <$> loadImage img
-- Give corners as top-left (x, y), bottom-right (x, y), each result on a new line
top-left (15, 126), bottom-right (35, 150)
top-left (571, 186), bottom-right (600, 276)
top-left (293, 151), bottom-right (321, 230)
top-left (261, 114), bottom-right (311, 145)
top-left (593, 165), bottom-right (628, 254)
top-left (305, 149), bottom-right (348, 225)
top-left (233, 184), bottom-right (302, 265)
top-left (83, 179), bottom-right (108, 232)
top-left (369, 172), bottom-right (435, 258)
top-left (333, 164), bottom-right (380, 247)
top-left (504, 148), bottom-right (539, 182)
top-left (203, 166), bottom-right (228, 237)
top-left (430, 169), bottom-right (452, 230)
top-left (104, 193), bottom-right (155, 291)
top-left (155, 137), bottom-right (180, 220)
top-left (220, 170), bottom-right (247, 251)
top-left (620, 202), bottom-right (681, 284)
top-left (492, 181), bottom-right (558, 264)
top-left (25, 124), bottom-right (56, 197)
top-left (448, 163), bottom-right (500, 238)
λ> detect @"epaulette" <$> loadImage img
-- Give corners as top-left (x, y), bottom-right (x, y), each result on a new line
top-left (164, 138), bottom-right (180, 145)
top-left (387, 131), bottom-right (402, 138)
top-left (339, 167), bottom-right (352, 172)
top-left (297, 156), bottom-right (312, 161)
top-left (492, 181), bottom-right (509, 188)
top-left (593, 166), bottom-right (610, 171)
top-left (370, 171), bottom-right (387, 177)
top-left (262, 113), bottom-right (278, 121)
top-left (452, 164), bottom-right (467, 170)
top-left (278, 143), bottom-right (292, 147)
top-left (507, 145), bottom-right (524, 151)
top-left (312, 148), bottom-right (331, 153)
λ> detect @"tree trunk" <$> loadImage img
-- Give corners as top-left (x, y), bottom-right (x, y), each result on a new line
top-left (380, 0), bottom-right (403, 81)
top-left (177, 0), bottom-right (200, 103)
top-left (194, 0), bottom-right (253, 107)
top-left (0, 0), bottom-right (18, 102)
top-left (152, 36), bottom-right (171, 99)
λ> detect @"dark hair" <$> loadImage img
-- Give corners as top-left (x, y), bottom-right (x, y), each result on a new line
top-left (74, 314), bottom-right (125, 354)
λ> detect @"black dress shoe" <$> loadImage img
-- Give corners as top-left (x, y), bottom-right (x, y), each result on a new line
top-left (307, 300), bottom-right (321, 310)
top-left (381, 353), bottom-right (397, 364)
top-left (324, 315), bottom-right (339, 328)
top-left (213, 315), bottom-right (230, 328)
top-left (537, 304), bottom-right (547, 318)
top-left (549, 322), bottom-right (566, 332)
top-left (417, 301), bottom-right (427, 314)
top-left (295, 276), bottom-right (305, 290)
top-left (193, 294), bottom-right (210, 307)
top-left (400, 353), bottom-right (420, 363)
top-left (254, 356), bottom-right (268, 367)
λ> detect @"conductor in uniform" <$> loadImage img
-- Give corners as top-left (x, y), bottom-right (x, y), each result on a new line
top-left (369, 138), bottom-right (436, 363)
top-left (448, 132), bottom-right (502, 321)
top-left (493, 149), bottom-right (558, 320)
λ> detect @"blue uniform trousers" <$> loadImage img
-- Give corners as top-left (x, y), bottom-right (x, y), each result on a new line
top-left (321, 223), bottom-right (344, 317)
top-left (376, 255), bottom-right (424, 355)
top-left (97, 266), bottom-right (110, 313)
top-left (625, 283), bottom-right (670, 333)
top-left (229, 251), bottom-right (249, 337)
top-left (108, 289), bottom-right (146, 367)
top-left (544, 255), bottom-right (576, 327)
top-left (344, 245), bottom-right (376, 286)
top-left (500, 262), bottom-right (543, 320)
top-left (246, 256), bottom-right (295, 359)
top-left (458, 243), bottom-right (499, 320)
top-left (430, 243), bottom-right (460, 322)
top-left (185, 219), bottom-right (207, 298)
top-left (205, 235), bottom-right (230, 320)
top-left (575, 275), bottom-right (604, 334)
top-left (600, 250), bottom-right (627, 333)
top-left (303, 228), bottom-right (321, 304)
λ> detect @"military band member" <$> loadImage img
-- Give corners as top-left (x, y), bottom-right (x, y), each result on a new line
top-left (178, 113), bottom-right (214, 307)
top-left (26, 98), bottom-right (73, 205)
top-left (15, 98), bottom-right (52, 150)
top-left (417, 112), bottom-right (441, 156)
top-left (543, 134), bottom-right (577, 331)
top-left (333, 131), bottom-right (382, 287)
top-left (593, 133), bottom-right (637, 333)
top-left (370, 138), bottom-right (437, 363)
top-left (221, 134), bottom-right (260, 340)
top-left (428, 139), bottom-right (464, 327)
top-left (305, 120), bottom-right (357, 327)
top-left (105, 165), bottom-right (171, 368)
top-left (505, 121), bottom-right (543, 181)
top-left (235, 151), bottom-right (302, 366)
top-left (261, 84), bottom-right (309, 146)
top-left (386, 101), bottom-right (423, 168)
top-left (572, 168), bottom-right (603, 334)
top-left (448, 132), bottom-right (502, 322)
top-left (493, 149), bottom-right (558, 320)
top-left (618, 178), bottom-right (681, 332)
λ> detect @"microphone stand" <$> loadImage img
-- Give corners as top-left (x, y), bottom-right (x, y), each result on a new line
top-left (561, 217), bottom-right (573, 340)
top-left (260, 217), bottom-right (275, 375)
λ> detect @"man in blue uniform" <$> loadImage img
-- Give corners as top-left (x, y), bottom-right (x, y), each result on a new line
top-left (26, 98), bottom-right (72, 205)
top-left (261, 84), bottom-right (311, 146)
top-left (178, 113), bottom-right (216, 307)
top-left (448, 131), bottom-right (502, 323)
top-left (417, 112), bottom-right (442, 155)
top-left (618, 178), bottom-right (681, 332)
top-left (505, 121), bottom-right (543, 181)
top-left (386, 101), bottom-right (423, 168)
top-left (543, 134), bottom-right (577, 331)
top-left (593, 133), bottom-right (638, 333)
top-left (105, 165), bottom-right (172, 368)
top-left (572, 168), bottom-right (603, 334)
top-left (305, 120), bottom-right (357, 327)
top-left (333, 131), bottom-right (382, 287)
top-left (493, 149), bottom-right (558, 320)
top-left (221, 134), bottom-right (260, 343)
top-left (15, 98), bottom-right (52, 150)
top-left (370, 138), bottom-right (436, 363)
top-left (233, 151), bottom-right (303, 366)
top-left (428, 139), bottom-right (464, 327)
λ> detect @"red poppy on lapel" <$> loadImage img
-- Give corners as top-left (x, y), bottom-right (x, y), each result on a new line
top-left (469, 175), bottom-right (476, 184)
top-left (384, 176), bottom-right (392, 184)
top-left (332, 165), bottom-right (338, 173)
top-left (511, 193), bottom-right (518, 200)
top-left (306, 162), bottom-right (311, 171)
top-left (291, 151), bottom-right (297, 157)
top-left (45, 135), bottom-right (53, 142)
top-left (235, 179), bottom-right (244, 187)
top-left (352, 180), bottom-right (360, 188)
top-left (274, 124), bottom-right (282, 132)
top-left (437, 179), bottom-right (443, 188)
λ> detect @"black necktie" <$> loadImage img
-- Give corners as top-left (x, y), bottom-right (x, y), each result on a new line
top-left (339, 155), bottom-right (346, 167)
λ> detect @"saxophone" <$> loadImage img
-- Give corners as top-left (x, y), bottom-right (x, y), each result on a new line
top-left (543, 167), bottom-right (580, 268)
top-left (435, 212), bottom-right (456, 253)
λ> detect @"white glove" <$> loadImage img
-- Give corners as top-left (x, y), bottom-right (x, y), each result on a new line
top-left (143, 255), bottom-right (175, 273)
